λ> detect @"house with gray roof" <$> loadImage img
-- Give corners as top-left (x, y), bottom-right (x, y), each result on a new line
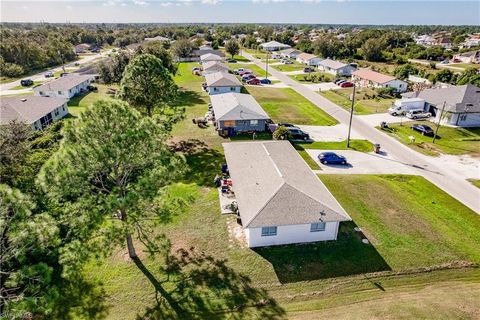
top-left (403, 84), bottom-right (480, 127)
top-left (223, 141), bottom-right (351, 248)
top-left (200, 53), bottom-right (224, 64)
top-left (0, 96), bottom-right (69, 130)
top-left (210, 93), bottom-right (270, 133)
top-left (317, 58), bottom-right (357, 76)
top-left (202, 61), bottom-right (229, 75)
top-left (279, 48), bottom-right (302, 59)
top-left (260, 41), bottom-right (291, 52)
top-left (204, 72), bottom-right (242, 95)
top-left (33, 74), bottom-right (94, 99)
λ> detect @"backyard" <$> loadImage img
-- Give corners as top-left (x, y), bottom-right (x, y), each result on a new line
top-left (289, 71), bottom-right (336, 83)
top-left (271, 61), bottom-right (306, 72)
top-left (67, 83), bottom-right (118, 116)
top-left (247, 86), bottom-right (338, 125)
top-left (381, 122), bottom-right (480, 156)
top-left (320, 87), bottom-right (395, 115)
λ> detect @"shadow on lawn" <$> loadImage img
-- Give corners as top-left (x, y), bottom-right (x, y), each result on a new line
top-left (173, 90), bottom-right (206, 108)
top-left (254, 222), bottom-right (391, 284)
top-left (135, 247), bottom-right (285, 320)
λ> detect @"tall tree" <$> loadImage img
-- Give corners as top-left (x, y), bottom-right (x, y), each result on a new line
top-left (38, 100), bottom-right (186, 275)
top-left (224, 40), bottom-right (240, 58)
top-left (0, 121), bottom-right (31, 186)
top-left (171, 38), bottom-right (194, 59)
top-left (313, 33), bottom-right (343, 59)
top-left (118, 54), bottom-right (179, 118)
top-left (361, 38), bottom-right (386, 62)
top-left (135, 41), bottom-right (177, 74)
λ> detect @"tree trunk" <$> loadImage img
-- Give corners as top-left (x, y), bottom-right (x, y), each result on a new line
top-left (126, 234), bottom-right (137, 259)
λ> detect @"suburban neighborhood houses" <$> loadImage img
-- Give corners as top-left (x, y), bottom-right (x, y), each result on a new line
top-left (1, 9), bottom-right (480, 319)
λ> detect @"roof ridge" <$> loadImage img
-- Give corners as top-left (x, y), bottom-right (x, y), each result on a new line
top-left (244, 181), bottom-right (285, 227)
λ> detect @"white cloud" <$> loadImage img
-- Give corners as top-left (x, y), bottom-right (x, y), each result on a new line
top-left (120, 2), bottom-right (127, 6)
top-left (160, 1), bottom-right (173, 6)
top-left (252, 0), bottom-right (285, 3)
top-left (103, 0), bottom-right (117, 6)
top-left (133, 0), bottom-right (148, 6)
top-left (201, 0), bottom-right (221, 4)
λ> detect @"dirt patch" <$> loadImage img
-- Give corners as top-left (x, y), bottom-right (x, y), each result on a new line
top-left (226, 217), bottom-right (247, 248)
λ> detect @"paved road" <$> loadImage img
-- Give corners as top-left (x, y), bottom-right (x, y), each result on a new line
top-left (244, 52), bottom-right (480, 213)
top-left (0, 50), bottom-right (112, 95)
top-left (408, 59), bottom-right (465, 72)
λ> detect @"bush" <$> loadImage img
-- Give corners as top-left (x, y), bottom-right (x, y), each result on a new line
top-left (376, 87), bottom-right (395, 97)
top-left (0, 62), bottom-right (25, 77)
top-left (273, 126), bottom-right (291, 140)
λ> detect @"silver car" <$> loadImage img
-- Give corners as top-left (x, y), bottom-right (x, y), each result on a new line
top-left (405, 109), bottom-right (432, 120)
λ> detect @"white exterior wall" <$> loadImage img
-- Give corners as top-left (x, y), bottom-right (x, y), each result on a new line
top-left (245, 222), bottom-right (339, 248)
top-left (207, 86), bottom-right (242, 95)
top-left (31, 102), bottom-right (69, 130)
top-left (439, 112), bottom-right (480, 127)
top-left (34, 80), bottom-right (91, 99)
top-left (383, 79), bottom-right (408, 93)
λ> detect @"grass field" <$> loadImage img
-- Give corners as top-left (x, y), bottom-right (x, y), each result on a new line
top-left (67, 84), bottom-right (118, 116)
top-left (246, 87), bottom-right (338, 126)
top-left (228, 62), bottom-right (270, 78)
top-left (448, 63), bottom-right (480, 70)
top-left (468, 179), bottom-right (480, 188)
top-left (10, 81), bottom-right (42, 90)
top-left (271, 62), bottom-right (306, 72)
top-left (289, 71), bottom-right (335, 83)
top-left (320, 88), bottom-right (395, 115)
top-left (381, 122), bottom-right (480, 156)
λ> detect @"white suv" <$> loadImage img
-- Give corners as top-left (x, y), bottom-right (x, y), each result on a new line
top-left (405, 109), bottom-right (432, 119)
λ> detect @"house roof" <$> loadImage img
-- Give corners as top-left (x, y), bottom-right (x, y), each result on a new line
top-left (200, 53), bottom-right (223, 62)
top-left (260, 41), bottom-right (291, 49)
top-left (202, 61), bottom-right (229, 72)
top-left (223, 141), bottom-right (351, 228)
top-left (33, 75), bottom-right (93, 92)
top-left (318, 58), bottom-right (349, 70)
top-left (205, 72), bottom-right (242, 87)
top-left (297, 52), bottom-right (319, 61)
top-left (144, 36), bottom-right (169, 42)
top-left (280, 48), bottom-right (301, 55)
top-left (404, 84), bottom-right (480, 113)
top-left (210, 93), bottom-right (269, 121)
top-left (0, 96), bottom-right (68, 125)
top-left (192, 49), bottom-right (225, 57)
top-left (352, 68), bottom-right (397, 84)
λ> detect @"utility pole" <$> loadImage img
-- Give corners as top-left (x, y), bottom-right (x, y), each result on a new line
top-left (346, 84), bottom-right (356, 148)
top-left (265, 51), bottom-right (269, 79)
top-left (433, 101), bottom-right (446, 144)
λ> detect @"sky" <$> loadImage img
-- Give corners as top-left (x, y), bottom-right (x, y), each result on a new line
top-left (1, 0), bottom-right (479, 25)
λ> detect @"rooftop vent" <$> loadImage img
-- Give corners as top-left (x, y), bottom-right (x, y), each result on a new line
top-left (21, 98), bottom-right (27, 102)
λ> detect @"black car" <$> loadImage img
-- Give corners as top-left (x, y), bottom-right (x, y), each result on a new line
top-left (278, 122), bottom-right (299, 129)
top-left (226, 58), bottom-right (237, 63)
top-left (411, 124), bottom-right (434, 136)
top-left (288, 128), bottom-right (310, 140)
top-left (304, 67), bottom-right (315, 73)
top-left (20, 79), bottom-right (33, 86)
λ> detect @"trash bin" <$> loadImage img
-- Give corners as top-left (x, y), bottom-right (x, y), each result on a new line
top-left (374, 143), bottom-right (381, 153)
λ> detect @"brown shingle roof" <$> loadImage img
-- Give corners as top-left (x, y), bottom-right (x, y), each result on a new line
top-left (352, 68), bottom-right (396, 84)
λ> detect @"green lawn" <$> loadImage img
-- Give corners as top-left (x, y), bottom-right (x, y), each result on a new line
top-left (447, 63), bottom-right (480, 70)
top-left (468, 179), bottom-right (480, 188)
top-left (229, 62), bottom-right (270, 78)
top-left (10, 81), bottom-right (42, 90)
top-left (67, 84), bottom-right (118, 117)
top-left (320, 88), bottom-right (395, 115)
top-left (247, 87), bottom-right (338, 126)
top-left (381, 122), bottom-right (480, 156)
top-left (271, 62), bottom-right (306, 72)
top-left (289, 71), bottom-right (335, 83)
top-left (231, 55), bottom-right (250, 62)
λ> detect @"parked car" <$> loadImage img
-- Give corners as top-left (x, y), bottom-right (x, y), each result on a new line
top-left (226, 58), bottom-right (237, 63)
top-left (278, 122), bottom-right (299, 128)
top-left (20, 79), bottom-right (34, 86)
top-left (192, 67), bottom-right (202, 72)
top-left (247, 78), bottom-right (261, 85)
top-left (282, 59), bottom-right (293, 64)
top-left (242, 74), bottom-right (256, 82)
top-left (288, 128), bottom-right (310, 140)
top-left (411, 124), bottom-right (434, 136)
top-left (44, 71), bottom-right (53, 78)
top-left (260, 78), bottom-right (271, 84)
top-left (318, 152), bottom-right (347, 165)
top-left (339, 81), bottom-right (354, 88)
top-left (234, 68), bottom-right (250, 75)
top-left (238, 70), bottom-right (252, 76)
top-left (304, 67), bottom-right (315, 73)
top-left (335, 79), bottom-right (346, 85)
top-left (271, 54), bottom-right (281, 59)
top-left (87, 85), bottom-right (98, 92)
top-left (405, 110), bottom-right (432, 119)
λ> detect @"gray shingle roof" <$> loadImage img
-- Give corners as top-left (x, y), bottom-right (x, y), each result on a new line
top-left (0, 96), bottom-right (68, 125)
top-left (280, 48), bottom-right (301, 55)
top-left (33, 75), bottom-right (93, 92)
top-left (318, 58), bottom-right (348, 70)
top-left (210, 93), bottom-right (269, 121)
top-left (202, 61), bottom-right (229, 72)
top-left (404, 84), bottom-right (480, 113)
top-left (260, 41), bottom-right (291, 50)
top-left (200, 53), bottom-right (223, 62)
top-left (205, 72), bottom-right (242, 87)
top-left (223, 141), bottom-right (351, 228)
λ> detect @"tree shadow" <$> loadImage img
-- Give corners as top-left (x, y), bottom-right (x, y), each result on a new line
top-left (135, 247), bottom-right (285, 320)
top-left (253, 222), bottom-right (391, 284)
top-left (173, 90), bottom-right (206, 108)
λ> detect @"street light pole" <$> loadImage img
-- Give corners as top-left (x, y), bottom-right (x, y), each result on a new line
top-left (265, 51), bottom-right (269, 79)
top-left (433, 101), bottom-right (446, 144)
top-left (346, 84), bottom-right (356, 148)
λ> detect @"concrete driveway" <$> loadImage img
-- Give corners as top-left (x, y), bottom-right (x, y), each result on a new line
top-left (306, 149), bottom-right (415, 174)
top-left (298, 124), bottom-right (363, 142)
top-left (356, 112), bottom-right (419, 128)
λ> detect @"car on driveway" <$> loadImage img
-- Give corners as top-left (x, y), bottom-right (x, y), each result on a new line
top-left (405, 110), bottom-right (432, 120)
top-left (339, 81), bottom-right (354, 88)
top-left (235, 68), bottom-right (251, 75)
top-left (304, 67), bottom-right (315, 73)
top-left (281, 59), bottom-right (293, 64)
top-left (411, 124), bottom-right (434, 136)
top-left (238, 70), bottom-right (252, 76)
top-left (247, 78), bottom-right (261, 85)
top-left (242, 74), bottom-right (256, 82)
top-left (335, 79), bottom-right (346, 85)
top-left (318, 152), bottom-right (347, 165)
top-left (45, 71), bottom-right (53, 78)
top-left (260, 78), bottom-right (271, 84)
top-left (288, 128), bottom-right (310, 140)
top-left (20, 79), bottom-right (33, 86)
top-left (226, 59), bottom-right (237, 63)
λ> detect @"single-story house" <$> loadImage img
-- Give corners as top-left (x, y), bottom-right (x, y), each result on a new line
top-left (200, 53), bottom-right (224, 64)
top-left (75, 43), bottom-right (91, 54)
top-left (144, 35), bottom-right (170, 42)
top-left (260, 41), bottom-right (291, 52)
top-left (204, 72), bottom-right (243, 95)
top-left (210, 93), bottom-right (270, 132)
top-left (453, 50), bottom-right (480, 64)
top-left (296, 53), bottom-right (322, 66)
top-left (351, 69), bottom-right (407, 93)
top-left (199, 44), bottom-right (213, 51)
top-left (175, 49), bottom-right (225, 62)
top-left (202, 61), bottom-right (229, 75)
top-left (403, 84), bottom-right (480, 127)
top-left (279, 48), bottom-right (302, 59)
top-left (33, 75), bottom-right (94, 99)
top-left (0, 96), bottom-right (69, 130)
top-left (317, 59), bottom-right (357, 76)
top-left (223, 141), bottom-right (351, 248)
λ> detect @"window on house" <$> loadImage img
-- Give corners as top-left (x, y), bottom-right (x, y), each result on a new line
top-left (460, 114), bottom-right (468, 121)
top-left (310, 222), bottom-right (326, 232)
top-left (261, 226), bottom-right (277, 236)
top-left (62, 106), bottom-right (65, 112)
top-left (213, 87), bottom-right (219, 92)
top-left (54, 108), bottom-right (59, 116)
top-left (230, 87), bottom-right (236, 91)
top-left (39, 91), bottom-right (44, 95)
top-left (250, 120), bottom-right (258, 125)
top-left (58, 91), bottom-right (62, 95)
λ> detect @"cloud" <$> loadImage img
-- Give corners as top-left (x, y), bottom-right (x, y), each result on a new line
top-left (133, 0), bottom-right (148, 6)
top-left (160, 1), bottom-right (173, 6)
top-left (66, 4), bottom-right (73, 9)
top-left (252, 0), bottom-right (285, 3)
top-left (201, 0), bottom-right (221, 4)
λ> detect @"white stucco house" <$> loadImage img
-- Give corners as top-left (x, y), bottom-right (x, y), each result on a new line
top-left (260, 41), bottom-right (291, 52)
top-left (351, 69), bottom-right (407, 93)
top-left (279, 48), bottom-right (302, 59)
top-left (296, 53), bottom-right (322, 66)
top-left (0, 96), bottom-right (69, 130)
top-left (200, 53), bottom-right (224, 64)
top-left (204, 72), bottom-right (243, 95)
top-left (223, 141), bottom-right (351, 248)
top-left (202, 61), bottom-right (229, 75)
top-left (33, 75), bottom-right (94, 99)
top-left (317, 59), bottom-right (357, 76)
top-left (402, 84), bottom-right (480, 127)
